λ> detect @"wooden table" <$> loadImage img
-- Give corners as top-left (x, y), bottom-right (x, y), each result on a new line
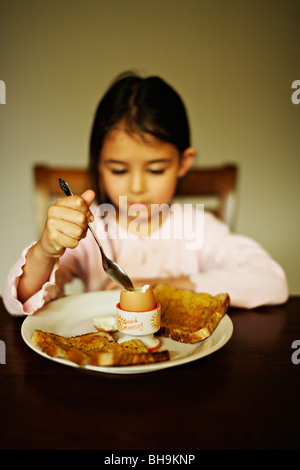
top-left (0, 296), bottom-right (299, 452)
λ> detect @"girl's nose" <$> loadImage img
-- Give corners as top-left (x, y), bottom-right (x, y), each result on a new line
top-left (130, 171), bottom-right (145, 194)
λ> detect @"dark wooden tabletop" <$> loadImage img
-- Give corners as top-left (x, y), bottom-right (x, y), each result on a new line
top-left (0, 296), bottom-right (299, 452)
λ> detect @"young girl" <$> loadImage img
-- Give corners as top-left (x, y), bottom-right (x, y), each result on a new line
top-left (3, 72), bottom-right (288, 316)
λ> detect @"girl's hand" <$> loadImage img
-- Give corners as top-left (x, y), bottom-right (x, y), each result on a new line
top-left (38, 189), bottom-right (95, 259)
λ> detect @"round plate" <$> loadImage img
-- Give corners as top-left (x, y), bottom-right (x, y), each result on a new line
top-left (21, 290), bottom-right (233, 374)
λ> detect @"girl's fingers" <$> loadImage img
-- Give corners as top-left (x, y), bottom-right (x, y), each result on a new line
top-left (81, 189), bottom-right (95, 222)
top-left (42, 221), bottom-right (85, 256)
top-left (47, 217), bottom-right (88, 242)
top-left (54, 190), bottom-right (95, 223)
top-left (49, 204), bottom-right (89, 227)
top-left (42, 209), bottom-right (89, 256)
top-left (80, 189), bottom-right (95, 207)
top-left (80, 190), bottom-right (95, 223)
top-left (50, 229), bottom-right (81, 250)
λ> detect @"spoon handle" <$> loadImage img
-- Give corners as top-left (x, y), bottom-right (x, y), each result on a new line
top-left (58, 178), bottom-right (72, 197)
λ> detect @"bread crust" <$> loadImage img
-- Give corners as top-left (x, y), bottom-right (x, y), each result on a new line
top-left (153, 284), bottom-right (230, 344)
top-left (89, 348), bottom-right (170, 367)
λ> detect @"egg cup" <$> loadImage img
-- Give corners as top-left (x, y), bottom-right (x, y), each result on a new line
top-left (116, 302), bottom-right (161, 351)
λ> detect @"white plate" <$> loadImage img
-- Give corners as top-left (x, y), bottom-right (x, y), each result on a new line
top-left (21, 290), bottom-right (233, 374)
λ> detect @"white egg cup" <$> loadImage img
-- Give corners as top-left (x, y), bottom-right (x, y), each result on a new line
top-left (116, 302), bottom-right (161, 351)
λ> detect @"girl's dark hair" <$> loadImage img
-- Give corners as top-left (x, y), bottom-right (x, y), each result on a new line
top-left (89, 71), bottom-right (191, 203)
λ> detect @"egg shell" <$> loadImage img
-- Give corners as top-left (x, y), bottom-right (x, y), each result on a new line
top-left (119, 284), bottom-right (157, 312)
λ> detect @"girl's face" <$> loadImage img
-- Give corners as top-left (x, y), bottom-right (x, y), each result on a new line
top-left (98, 124), bottom-right (195, 231)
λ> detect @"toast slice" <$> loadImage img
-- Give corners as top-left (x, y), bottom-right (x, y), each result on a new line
top-left (153, 284), bottom-right (230, 344)
top-left (31, 330), bottom-right (116, 357)
top-left (31, 329), bottom-right (170, 367)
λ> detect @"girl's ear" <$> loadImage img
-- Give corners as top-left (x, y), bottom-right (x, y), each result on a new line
top-left (177, 147), bottom-right (197, 178)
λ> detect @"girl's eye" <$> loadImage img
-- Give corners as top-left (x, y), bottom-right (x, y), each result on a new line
top-left (111, 169), bottom-right (128, 175)
top-left (148, 169), bottom-right (165, 175)
top-left (109, 167), bottom-right (166, 175)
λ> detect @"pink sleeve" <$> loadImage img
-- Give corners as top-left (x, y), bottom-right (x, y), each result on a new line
top-left (2, 243), bottom-right (70, 317)
top-left (189, 216), bottom-right (289, 309)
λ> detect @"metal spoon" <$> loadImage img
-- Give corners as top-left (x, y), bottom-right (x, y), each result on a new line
top-left (58, 178), bottom-right (134, 291)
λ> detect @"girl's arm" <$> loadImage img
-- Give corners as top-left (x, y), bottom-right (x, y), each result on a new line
top-left (189, 215), bottom-right (289, 308)
top-left (17, 241), bottom-right (56, 303)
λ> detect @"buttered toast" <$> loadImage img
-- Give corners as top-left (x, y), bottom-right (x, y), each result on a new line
top-left (31, 329), bottom-right (170, 367)
top-left (153, 284), bottom-right (230, 344)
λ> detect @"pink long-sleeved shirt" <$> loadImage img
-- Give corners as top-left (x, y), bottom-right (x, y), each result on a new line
top-left (2, 205), bottom-right (289, 316)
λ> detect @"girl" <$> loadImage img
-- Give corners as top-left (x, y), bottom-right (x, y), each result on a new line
top-left (3, 72), bottom-right (288, 315)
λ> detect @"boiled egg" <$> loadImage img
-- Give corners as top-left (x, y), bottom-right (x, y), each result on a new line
top-left (120, 284), bottom-right (156, 312)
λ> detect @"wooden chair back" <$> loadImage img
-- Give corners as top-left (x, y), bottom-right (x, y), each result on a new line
top-left (175, 164), bottom-right (238, 227)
